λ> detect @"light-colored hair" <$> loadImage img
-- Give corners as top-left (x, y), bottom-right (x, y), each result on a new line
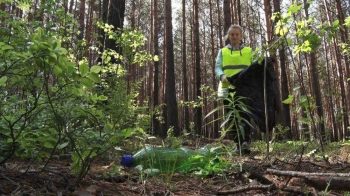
top-left (224, 24), bottom-right (243, 42)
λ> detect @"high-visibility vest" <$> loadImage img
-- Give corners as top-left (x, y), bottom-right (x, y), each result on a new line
top-left (222, 46), bottom-right (252, 77)
top-left (220, 46), bottom-right (252, 89)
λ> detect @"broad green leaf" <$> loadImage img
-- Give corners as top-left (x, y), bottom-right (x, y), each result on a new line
top-left (97, 95), bottom-right (108, 101)
top-left (90, 65), bottom-right (102, 73)
top-left (57, 142), bottom-right (69, 149)
top-left (79, 63), bottom-right (89, 76)
top-left (332, 19), bottom-right (340, 28)
top-left (81, 77), bottom-right (94, 87)
top-left (49, 53), bottom-right (57, 62)
top-left (287, 3), bottom-right (302, 15)
top-left (153, 55), bottom-right (159, 62)
top-left (88, 72), bottom-right (100, 83)
top-left (43, 141), bottom-right (54, 149)
top-left (345, 16), bottom-right (350, 27)
top-left (0, 76), bottom-right (8, 87)
top-left (282, 95), bottom-right (294, 105)
top-left (0, 43), bottom-right (13, 51)
top-left (17, 0), bottom-right (31, 11)
top-left (53, 65), bottom-right (62, 75)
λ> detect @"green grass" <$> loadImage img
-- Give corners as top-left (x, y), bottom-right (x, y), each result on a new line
top-left (250, 140), bottom-right (345, 159)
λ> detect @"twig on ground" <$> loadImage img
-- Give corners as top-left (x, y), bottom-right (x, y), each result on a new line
top-left (281, 186), bottom-right (316, 195)
top-left (0, 172), bottom-right (19, 186)
top-left (217, 184), bottom-right (274, 195)
top-left (266, 168), bottom-right (350, 178)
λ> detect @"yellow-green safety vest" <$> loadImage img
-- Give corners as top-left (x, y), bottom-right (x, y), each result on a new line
top-left (221, 46), bottom-right (252, 88)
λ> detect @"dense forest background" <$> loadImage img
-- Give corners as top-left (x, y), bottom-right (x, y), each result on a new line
top-left (21, 0), bottom-right (350, 141)
top-left (1, 0), bottom-right (350, 194)
top-left (1, 0), bottom-right (350, 149)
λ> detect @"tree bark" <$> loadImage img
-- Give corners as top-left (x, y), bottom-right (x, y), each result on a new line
top-left (0, 3), bottom-right (5, 12)
top-left (104, 0), bottom-right (125, 52)
top-left (79, 0), bottom-right (86, 39)
top-left (210, 0), bottom-right (219, 138)
top-left (303, 0), bottom-right (325, 139)
top-left (236, 0), bottom-right (241, 26)
top-left (322, 37), bottom-right (338, 140)
top-left (193, 0), bottom-right (202, 134)
top-left (323, 0), bottom-right (349, 140)
top-left (69, 0), bottom-right (74, 14)
top-left (85, 0), bottom-right (94, 64)
top-left (273, 0), bottom-right (291, 137)
top-left (182, 0), bottom-right (189, 132)
top-left (263, 0), bottom-right (273, 43)
top-left (164, 0), bottom-right (180, 136)
top-left (335, 0), bottom-right (350, 137)
top-left (152, 0), bottom-right (161, 136)
top-left (267, 168), bottom-right (350, 177)
top-left (223, 0), bottom-right (231, 33)
top-left (216, 0), bottom-right (223, 48)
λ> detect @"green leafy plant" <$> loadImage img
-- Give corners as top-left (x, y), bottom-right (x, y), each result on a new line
top-left (0, 9), bottom-right (154, 185)
top-left (205, 92), bottom-right (254, 156)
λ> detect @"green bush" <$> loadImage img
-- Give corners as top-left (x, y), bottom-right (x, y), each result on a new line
top-left (0, 9), bottom-right (152, 184)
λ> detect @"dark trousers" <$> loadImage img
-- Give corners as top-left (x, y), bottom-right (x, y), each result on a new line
top-left (223, 88), bottom-right (251, 144)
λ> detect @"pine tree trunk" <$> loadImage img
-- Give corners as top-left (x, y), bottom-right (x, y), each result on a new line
top-left (263, 0), bottom-right (273, 43)
top-left (63, 0), bottom-right (68, 13)
top-left (69, 0), bottom-right (74, 14)
top-left (210, 0), bottom-right (219, 138)
top-left (303, 0), bottom-right (325, 139)
top-left (223, 0), bottom-right (231, 33)
top-left (79, 0), bottom-right (86, 39)
top-left (323, 0), bottom-right (349, 140)
top-left (152, 0), bottom-right (161, 136)
top-left (236, 0), bottom-right (241, 26)
top-left (182, 0), bottom-right (189, 132)
top-left (335, 0), bottom-right (350, 135)
top-left (216, 0), bottom-right (223, 48)
top-left (193, 0), bottom-right (202, 134)
top-left (322, 36), bottom-right (338, 140)
top-left (231, 0), bottom-right (235, 24)
top-left (0, 3), bottom-right (5, 11)
top-left (85, 0), bottom-right (94, 64)
top-left (263, 0), bottom-right (281, 135)
top-left (164, 0), bottom-right (180, 136)
top-left (104, 0), bottom-right (125, 52)
top-left (273, 0), bottom-right (292, 137)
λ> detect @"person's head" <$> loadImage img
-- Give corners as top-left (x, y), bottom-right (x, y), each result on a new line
top-left (225, 24), bottom-right (243, 46)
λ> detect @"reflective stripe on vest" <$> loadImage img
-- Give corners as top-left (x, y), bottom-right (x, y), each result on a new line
top-left (222, 47), bottom-right (252, 77)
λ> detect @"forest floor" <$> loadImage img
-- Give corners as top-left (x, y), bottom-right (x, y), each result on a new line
top-left (1, 139), bottom-right (350, 196)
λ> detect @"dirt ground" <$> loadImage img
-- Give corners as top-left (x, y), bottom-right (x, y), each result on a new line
top-left (1, 144), bottom-right (350, 195)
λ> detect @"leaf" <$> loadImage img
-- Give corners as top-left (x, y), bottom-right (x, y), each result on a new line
top-left (332, 19), bottom-right (340, 28)
top-left (57, 142), bottom-right (69, 149)
top-left (53, 66), bottom-right (62, 75)
top-left (0, 76), bottom-right (8, 87)
top-left (120, 128), bottom-right (138, 138)
top-left (0, 43), bottom-right (13, 51)
top-left (88, 72), bottom-right (100, 83)
top-left (90, 65), bottom-right (102, 73)
top-left (97, 95), bottom-right (108, 101)
top-left (287, 3), bottom-right (302, 15)
top-left (345, 16), bottom-right (350, 27)
top-left (79, 63), bottom-right (89, 76)
top-left (81, 78), bottom-right (94, 88)
top-left (153, 55), bottom-right (159, 62)
top-left (282, 95), bottom-right (294, 105)
top-left (43, 141), bottom-right (54, 149)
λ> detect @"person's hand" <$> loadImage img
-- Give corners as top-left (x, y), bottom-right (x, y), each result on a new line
top-left (220, 74), bottom-right (228, 83)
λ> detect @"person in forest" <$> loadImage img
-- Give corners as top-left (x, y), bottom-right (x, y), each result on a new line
top-left (215, 24), bottom-right (253, 154)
